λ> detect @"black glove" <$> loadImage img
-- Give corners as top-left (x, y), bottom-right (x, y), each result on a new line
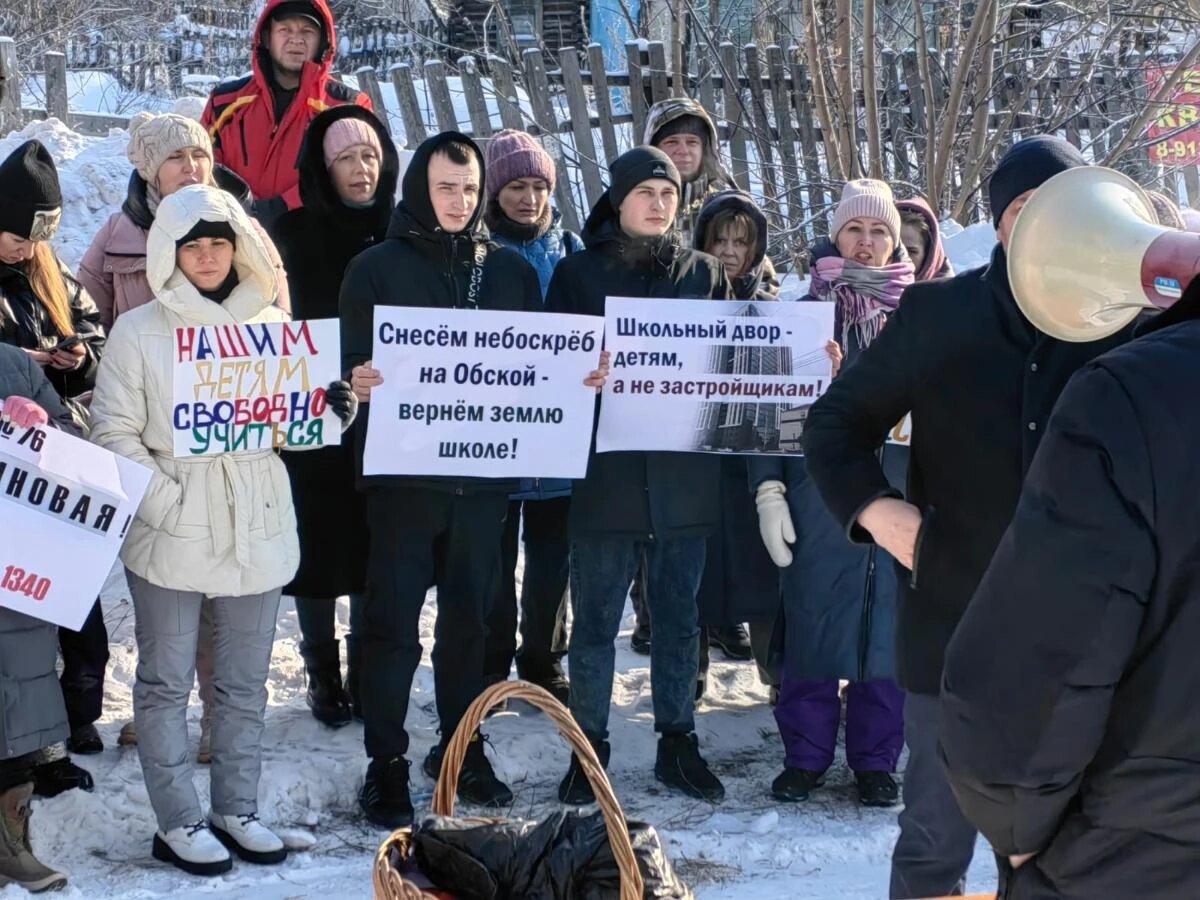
top-left (325, 380), bottom-right (358, 428)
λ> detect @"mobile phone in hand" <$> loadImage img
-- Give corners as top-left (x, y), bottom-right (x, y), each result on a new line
top-left (54, 334), bottom-right (83, 352)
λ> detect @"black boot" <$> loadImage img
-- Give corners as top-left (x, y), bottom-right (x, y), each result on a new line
top-left (66, 724), bottom-right (103, 755)
top-left (557, 738), bottom-right (611, 805)
top-left (360, 757), bottom-right (414, 829)
top-left (305, 658), bottom-right (353, 729)
top-left (771, 767), bottom-right (824, 802)
top-left (654, 733), bottom-right (724, 802)
top-left (856, 771), bottom-right (900, 808)
top-left (517, 659), bottom-right (570, 707)
top-left (32, 757), bottom-right (94, 798)
top-left (708, 624), bottom-right (753, 661)
top-left (423, 735), bottom-right (514, 809)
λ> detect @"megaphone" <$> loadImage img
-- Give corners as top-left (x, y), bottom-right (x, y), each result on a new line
top-left (1008, 166), bottom-right (1200, 342)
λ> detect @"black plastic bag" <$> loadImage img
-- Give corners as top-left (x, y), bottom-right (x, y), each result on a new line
top-left (411, 809), bottom-right (693, 899)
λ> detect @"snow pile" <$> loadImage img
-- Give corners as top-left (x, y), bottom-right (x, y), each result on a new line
top-left (21, 71), bottom-right (174, 119)
top-left (942, 220), bottom-right (998, 272)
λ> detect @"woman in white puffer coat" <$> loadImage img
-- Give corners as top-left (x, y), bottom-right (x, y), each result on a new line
top-left (89, 184), bottom-right (356, 877)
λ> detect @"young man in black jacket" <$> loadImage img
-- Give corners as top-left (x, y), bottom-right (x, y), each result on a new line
top-left (547, 146), bottom-right (731, 805)
top-left (340, 131), bottom-right (543, 828)
top-left (940, 282), bottom-right (1200, 899)
top-left (801, 136), bottom-right (1141, 899)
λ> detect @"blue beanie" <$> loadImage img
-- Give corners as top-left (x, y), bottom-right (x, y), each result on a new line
top-left (988, 136), bottom-right (1087, 226)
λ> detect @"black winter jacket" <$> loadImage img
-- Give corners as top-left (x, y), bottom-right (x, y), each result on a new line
top-left (340, 131), bottom-right (543, 494)
top-left (802, 245), bottom-right (1136, 695)
top-left (0, 254), bottom-right (104, 402)
top-left (275, 106), bottom-right (398, 597)
top-left (940, 284), bottom-right (1200, 899)
top-left (545, 191), bottom-right (731, 541)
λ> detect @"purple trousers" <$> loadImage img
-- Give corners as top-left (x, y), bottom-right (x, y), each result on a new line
top-left (775, 676), bottom-right (905, 774)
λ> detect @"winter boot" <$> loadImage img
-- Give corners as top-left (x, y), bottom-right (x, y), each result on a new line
top-left (855, 771), bottom-right (900, 808)
top-left (557, 738), bottom-right (611, 806)
top-left (209, 812), bottom-right (287, 864)
top-left (31, 757), bottom-right (93, 799)
top-left (152, 821), bottom-right (232, 876)
top-left (771, 767), bottom-right (825, 802)
top-left (516, 659), bottom-right (570, 708)
top-left (0, 783), bottom-right (67, 893)
top-left (305, 665), bottom-right (353, 729)
top-left (424, 735), bottom-right (514, 809)
top-left (117, 721), bottom-right (138, 746)
top-left (65, 724), bottom-right (103, 755)
top-left (360, 757), bottom-right (414, 829)
top-left (655, 733), bottom-right (725, 802)
top-left (630, 620), bottom-right (651, 656)
top-left (708, 624), bottom-right (753, 662)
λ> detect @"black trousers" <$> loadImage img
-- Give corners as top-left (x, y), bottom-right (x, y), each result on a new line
top-left (483, 497), bottom-right (570, 683)
top-left (360, 487), bottom-right (508, 761)
top-left (59, 599), bottom-right (109, 731)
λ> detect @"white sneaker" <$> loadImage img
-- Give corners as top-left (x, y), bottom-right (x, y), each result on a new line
top-left (152, 821), bottom-right (232, 876)
top-left (209, 812), bottom-right (287, 865)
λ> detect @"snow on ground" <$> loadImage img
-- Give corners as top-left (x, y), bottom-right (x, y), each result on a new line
top-left (0, 118), bottom-right (1007, 899)
top-left (10, 578), bottom-right (997, 900)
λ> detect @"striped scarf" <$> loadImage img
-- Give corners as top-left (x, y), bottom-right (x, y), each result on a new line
top-left (810, 256), bottom-right (915, 348)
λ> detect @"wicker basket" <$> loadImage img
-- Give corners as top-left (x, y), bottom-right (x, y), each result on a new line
top-left (373, 680), bottom-right (645, 900)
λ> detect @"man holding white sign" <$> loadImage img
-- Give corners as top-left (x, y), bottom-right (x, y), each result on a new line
top-left (546, 146), bottom-right (732, 805)
top-left (341, 131), bottom-right (608, 829)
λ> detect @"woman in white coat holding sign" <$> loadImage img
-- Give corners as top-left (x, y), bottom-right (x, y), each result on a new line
top-left (89, 184), bottom-right (357, 877)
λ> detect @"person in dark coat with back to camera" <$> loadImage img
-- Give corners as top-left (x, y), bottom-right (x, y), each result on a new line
top-left (547, 146), bottom-right (732, 806)
top-left (479, 129), bottom-right (583, 705)
top-left (939, 272), bottom-right (1200, 900)
top-left (690, 189), bottom-right (787, 698)
top-left (0, 354), bottom-right (81, 894)
top-left (801, 137), bottom-right (1142, 899)
top-left (0, 140), bottom-right (104, 800)
top-left (342, 131), bottom-right (576, 830)
top-left (751, 180), bottom-right (913, 811)
top-left (273, 104), bottom-right (398, 729)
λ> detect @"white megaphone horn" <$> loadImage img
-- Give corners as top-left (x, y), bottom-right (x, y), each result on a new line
top-left (1007, 166), bottom-right (1200, 342)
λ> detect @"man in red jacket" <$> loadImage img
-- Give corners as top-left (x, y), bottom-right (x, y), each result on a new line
top-left (201, 0), bottom-right (372, 227)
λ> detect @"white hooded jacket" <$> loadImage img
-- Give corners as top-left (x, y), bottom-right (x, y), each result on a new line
top-left (90, 184), bottom-right (299, 597)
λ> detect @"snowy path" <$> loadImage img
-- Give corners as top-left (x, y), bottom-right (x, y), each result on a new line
top-left (11, 572), bottom-right (998, 900)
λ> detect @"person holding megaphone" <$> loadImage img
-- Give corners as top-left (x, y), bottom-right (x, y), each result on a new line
top-left (800, 136), bottom-right (1146, 900)
top-left (939, 166), bottom-right (1200, 898)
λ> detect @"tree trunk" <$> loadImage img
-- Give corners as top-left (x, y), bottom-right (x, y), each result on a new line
top-left (804, 0), bottom-right (846, 183)
top-left (863, 0), bottom-right (883, 179)
top-left (833, 0), bottom-right (859, 177)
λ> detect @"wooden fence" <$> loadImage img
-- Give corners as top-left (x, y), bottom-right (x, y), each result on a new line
top-left (6, 33), bottom-right (1200, 266)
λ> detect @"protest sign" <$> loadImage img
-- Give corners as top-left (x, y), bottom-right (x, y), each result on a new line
top-left (363, 307), bottom-right (601, 478)
top-left (597, 298), bottom-right (836, 455)
top-left (172, 319), bottom-right (341, 457)
top-left (0, 417), bottom-right (151, 629)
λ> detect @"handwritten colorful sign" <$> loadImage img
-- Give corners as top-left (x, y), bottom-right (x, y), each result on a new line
top-left (1146, 66), bottom-right (1200, 166)
top-left (171, 319), bottom-right (341, 457)
top-left (0, 416), bottom-right (151, 629)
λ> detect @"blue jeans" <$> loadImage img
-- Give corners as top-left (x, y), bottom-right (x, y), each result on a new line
top-left (568, 536), bottom-right (705, 740)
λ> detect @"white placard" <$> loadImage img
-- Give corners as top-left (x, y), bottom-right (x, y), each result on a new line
top-left (172, 319), bottom-right (342, 457)
top-left (597, 297), bottom-right (836, 455)
top-left (0, 419), bottom-right (151, 629)
top-left (363, 307), bottom-right (601, 478)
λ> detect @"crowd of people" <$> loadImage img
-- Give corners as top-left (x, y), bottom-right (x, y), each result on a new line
top-left (2, 0), bottom-right (1200, 897)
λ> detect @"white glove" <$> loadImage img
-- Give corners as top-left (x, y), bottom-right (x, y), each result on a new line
top-left (755, 480), bottom-right (796, 568)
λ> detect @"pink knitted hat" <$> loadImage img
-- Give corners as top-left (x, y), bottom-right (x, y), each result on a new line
top-left (323, 116), bottom-right (382, 167)
top-left (830, 179), bottom-right (902, 245)
top-left (485, 129), bottom-right (556, 198)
